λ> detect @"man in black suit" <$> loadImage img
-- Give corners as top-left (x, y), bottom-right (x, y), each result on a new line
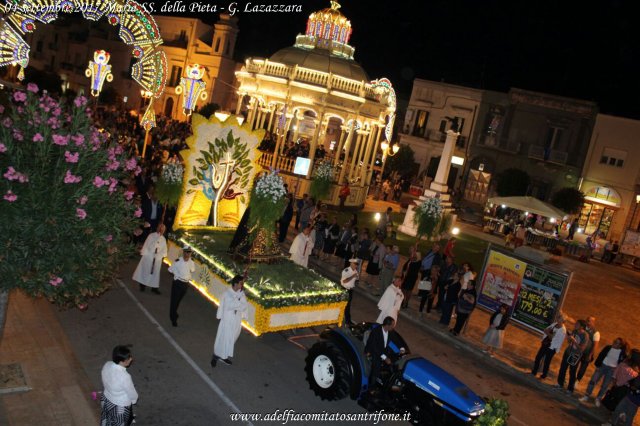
top-left (141, 186), bottom-right (163, 238)
top-left (364, 316), bottom-right (406, 394)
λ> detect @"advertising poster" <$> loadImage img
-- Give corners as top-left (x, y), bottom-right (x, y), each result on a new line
top-left (621, 230), bottom-right (640, 258)
top-left (477, 247), bottom-right (571, 334)
top-left (477, 250), bottom-right (527, 312)
top-left (512, 265), bottom-right (566, 332)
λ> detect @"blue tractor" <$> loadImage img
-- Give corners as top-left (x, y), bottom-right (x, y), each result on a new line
top-left (304, 323), bottom-right (486, 425)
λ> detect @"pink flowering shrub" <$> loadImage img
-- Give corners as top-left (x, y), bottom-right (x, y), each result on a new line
top-left (0, 86), bottom-right (139, 308)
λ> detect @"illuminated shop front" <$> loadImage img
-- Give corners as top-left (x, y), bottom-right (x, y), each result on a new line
top-left (578, 186), bottom-right (621, 237)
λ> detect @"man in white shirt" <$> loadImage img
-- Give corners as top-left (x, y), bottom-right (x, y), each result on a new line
top-left (341, 258), bottom-right (359, 325)
top-left (531, 316), bottom-right (567, 379)
top-left (289, 226), bottom-right (313, 268)
top-left (168, 246), bottom-right (196, 327)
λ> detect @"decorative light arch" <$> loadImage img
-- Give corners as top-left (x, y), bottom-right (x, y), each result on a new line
top-left (0, 0), bottom-right (167, 128)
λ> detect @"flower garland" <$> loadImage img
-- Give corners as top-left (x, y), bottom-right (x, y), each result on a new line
top-left (310, 160), bottom-right (334, 200)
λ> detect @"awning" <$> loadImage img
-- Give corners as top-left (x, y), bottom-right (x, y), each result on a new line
top-left (487, 196), bottom-right (567, 219)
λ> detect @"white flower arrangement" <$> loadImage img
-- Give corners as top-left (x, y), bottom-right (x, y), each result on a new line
top-left (254, 171), bottom-right (287, 204)
top-left (161, 161), bottom-right (184, 184)
top-left (417, 197), bottom-right (443, 218)
top-left (314, 161), bottom-right (334, 181)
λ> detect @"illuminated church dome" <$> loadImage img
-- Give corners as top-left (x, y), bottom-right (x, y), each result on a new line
top-left (235, 0), bottom-right (396, 209)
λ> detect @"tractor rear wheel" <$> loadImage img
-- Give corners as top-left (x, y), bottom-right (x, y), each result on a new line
top-left (305, 341), bottom-right (352, 400)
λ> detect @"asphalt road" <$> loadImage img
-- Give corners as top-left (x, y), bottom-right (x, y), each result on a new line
top-left (55, 261), bottom-right (597, 426)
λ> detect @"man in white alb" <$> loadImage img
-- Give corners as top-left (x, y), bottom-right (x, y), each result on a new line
top-left (376, 277), bottom-right (404, 324)
top-left (211, 275), bottom-right (249, 367)
top-left (132, 223), bottom-right (167, 294)
top-left (289, 225), bottom-right (313, 267)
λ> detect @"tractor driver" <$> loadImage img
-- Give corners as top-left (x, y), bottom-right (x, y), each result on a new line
top-left (365, 316), bottom-right (406, 395)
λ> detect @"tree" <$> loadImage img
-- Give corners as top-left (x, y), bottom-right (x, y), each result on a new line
top-left (385, 144), bottom-right (419, 179)
top-left (197, 102), bottom-right (220, 119)
top-left (551, 187), bottom-right (584, 214)
top-left (0, 84), bottom-right (139, 322)
top-left (496, 168), bottom-right (530, 197)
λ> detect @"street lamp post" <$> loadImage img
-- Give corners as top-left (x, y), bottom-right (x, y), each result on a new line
top-left (373, 140), bottom-right (399, 199)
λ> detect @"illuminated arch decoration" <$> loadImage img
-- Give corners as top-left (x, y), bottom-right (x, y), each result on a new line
top-left (175, 114), bottom-right (265, 229)
top-left (85, 49), bottom-right (113, 96)
top-left (174, 63), bottom-right (208, 116)
top-left (370, 78), bottom-right (397, 141)
top-left (0, 0), bottom-right (167, 124)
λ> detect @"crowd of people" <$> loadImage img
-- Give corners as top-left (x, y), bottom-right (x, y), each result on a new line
top-left (86, 103), bottom-right (637, 425)
top-left (283, 196), bottom-right (640, 425)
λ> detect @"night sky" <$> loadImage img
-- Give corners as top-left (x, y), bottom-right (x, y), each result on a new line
top-left (192, 0), bottom-right (639, 118)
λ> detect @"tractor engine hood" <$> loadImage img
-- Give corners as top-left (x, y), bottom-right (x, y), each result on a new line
top-left (403, 357), bottom-right (485, 419)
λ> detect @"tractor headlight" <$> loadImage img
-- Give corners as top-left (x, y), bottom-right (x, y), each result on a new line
top-left (470, 407), bottom-right (485, 417)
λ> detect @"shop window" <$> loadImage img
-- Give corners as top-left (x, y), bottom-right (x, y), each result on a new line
top-left (578, 202), bottom-right (615, 238)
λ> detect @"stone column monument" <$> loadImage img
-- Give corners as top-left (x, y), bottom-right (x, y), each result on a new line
top-left (398, 119), bottom-right (460, 237)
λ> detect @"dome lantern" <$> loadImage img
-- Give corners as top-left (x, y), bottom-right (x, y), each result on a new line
top-left (298, 0), bottom-right (354, 59)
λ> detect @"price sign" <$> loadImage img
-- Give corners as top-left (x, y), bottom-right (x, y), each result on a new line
top-left (477, 246), bottom-right (571, 335)
top-left (511, 264), bottom-right (566, 333)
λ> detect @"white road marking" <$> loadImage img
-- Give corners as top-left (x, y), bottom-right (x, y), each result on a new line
top-left (118, 280), bottom-right (254, 426)
top-left (510, 415), bottom-right (529, 425)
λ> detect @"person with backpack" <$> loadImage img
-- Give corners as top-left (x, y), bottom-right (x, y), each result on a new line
top-left (577, 316), bottom-right (601, 384)
top-left (605, 374), bottom-right (640, 426)
top-left (555, 319), bottom-right (591, 395)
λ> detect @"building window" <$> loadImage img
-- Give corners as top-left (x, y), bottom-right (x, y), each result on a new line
top-left (412, 110), bottom-right (429, 138)
top-left (545, 126), bottom-right (566, 151)
top-left (215, 38), bottom-right (221, 52)
top-left (600, 147), bottom-right (626, 168)
top-left (36, 40), bottom-right (43, 53)
top-left (169, 66), bottom-right (182, 87)
top-left (179, 30), bottom-right (186, 40)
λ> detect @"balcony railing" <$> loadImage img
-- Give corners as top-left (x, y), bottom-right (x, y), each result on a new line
top-left (528, 145), bottom-right (545, 160)
top-left (527, 145), bottom-right (568, 164)
top-left (548, 149), bottom-right (568, 165)
top-left (257, 152), bottom-right (366, 183)
top-left (245, 60), bottom-right (382, 103)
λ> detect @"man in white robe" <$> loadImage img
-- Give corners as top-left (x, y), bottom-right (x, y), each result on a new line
top-left (211, 275), bottom-right (248, 366)
top-left (376, 277), bottom-right (404, 324)
top-left (289, 226), bottom-right (312, 268)
top-left (132, 224), bottom-right (167, 294)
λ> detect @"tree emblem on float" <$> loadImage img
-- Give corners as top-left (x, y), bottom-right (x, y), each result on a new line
top-left (175, 63), bottom-right (208, 116)
top-left (85, 50), bottom-right (114, 97)
top-left (187, 130), bottom-right (254, 227)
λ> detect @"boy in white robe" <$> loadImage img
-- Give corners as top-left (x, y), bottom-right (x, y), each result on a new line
top-left (289, 226), bottom-right (312, 268)
top-left (211, 275), bottom-right (248, 366)
top-left (132, 224), bottom-right (167, 294)
top-left (376, 277), bottom-right (404, 324)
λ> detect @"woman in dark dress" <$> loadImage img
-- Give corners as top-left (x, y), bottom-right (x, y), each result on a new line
top-left (313, 213), bottom-right (328, 256)
top-left (365, 236), bottom-right (384, 282)
top-left (278, 194), bottom-right (294, 243)
top-left (400, 251), bottom-right (422, 308)
top-left (322, 217), bottom-right (341, 259)
top-left (343, 227), bottom-right (359, 268)
top-left (334, 223), bottom-right (352, 259)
